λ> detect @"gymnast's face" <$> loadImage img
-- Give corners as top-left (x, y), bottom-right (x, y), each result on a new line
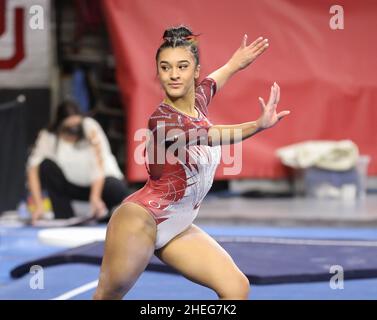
top-left (157, 47), bottom-right (200, 99)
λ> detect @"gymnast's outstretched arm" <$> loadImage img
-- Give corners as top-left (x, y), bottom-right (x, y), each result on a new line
top-left (207, 34), bottom-right (269, 91)
top-left (208, 82), bottom-right (290, 146)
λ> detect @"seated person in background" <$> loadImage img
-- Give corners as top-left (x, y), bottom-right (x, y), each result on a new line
top-left (26, 100), bottom-right (129, 224)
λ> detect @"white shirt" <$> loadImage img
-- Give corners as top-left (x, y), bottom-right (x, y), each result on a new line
top-left (27, 117), bottom-right (124, 186)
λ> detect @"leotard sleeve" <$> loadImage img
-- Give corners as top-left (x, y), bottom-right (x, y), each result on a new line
top-left (195, 77), bottom-right (217, 116)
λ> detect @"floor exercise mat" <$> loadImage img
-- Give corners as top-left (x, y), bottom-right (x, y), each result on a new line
top-left (10, 237), bottom-right (377, 284)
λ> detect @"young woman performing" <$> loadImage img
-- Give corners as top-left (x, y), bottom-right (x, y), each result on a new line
top-left (94, 25), bottom-right (290, 300)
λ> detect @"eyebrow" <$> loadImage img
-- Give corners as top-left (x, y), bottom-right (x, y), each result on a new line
top-left (159, 60), bottom-right (190, 65)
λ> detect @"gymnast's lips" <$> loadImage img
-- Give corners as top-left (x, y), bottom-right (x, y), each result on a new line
top-left (168, 83), bottom-right (182, 88)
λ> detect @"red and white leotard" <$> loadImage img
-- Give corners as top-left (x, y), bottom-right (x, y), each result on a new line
top-left (122, 77), bottom-right (221, 249)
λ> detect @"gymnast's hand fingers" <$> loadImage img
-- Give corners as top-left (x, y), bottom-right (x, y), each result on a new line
top-left (241, 34), bottom-right (248, 48)
top-left (277, 110), bottom-right (291, 120)
top-left (274, 82), bottom-right (280, 104)
top-left (258, 96), bottom-right (266, 112)
top-left (248, 36), bottom-right (264, 49)
top-left (267, 84), bottom-right (277, 107)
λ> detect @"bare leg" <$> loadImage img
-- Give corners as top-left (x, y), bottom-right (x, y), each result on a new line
top-left (93, 202), bottom-right (157, 299)
top-left (155, 224), bottom-right (250, 300)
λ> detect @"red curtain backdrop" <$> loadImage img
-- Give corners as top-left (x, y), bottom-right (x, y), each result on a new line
top-left (102, 0), bottom-right (377, 182)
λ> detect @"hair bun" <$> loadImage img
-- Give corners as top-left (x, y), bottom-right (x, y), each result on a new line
top-left (162, 25), bottom-right (199, 43)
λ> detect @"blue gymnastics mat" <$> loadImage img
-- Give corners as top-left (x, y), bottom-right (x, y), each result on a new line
top-left (10, 237), bottom-right (377, 284)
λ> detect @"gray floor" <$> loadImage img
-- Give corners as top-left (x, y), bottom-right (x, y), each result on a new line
top-left (197, 193), bottom-right (377, 226)
top-left (2, 194), bottom-right (377, 227)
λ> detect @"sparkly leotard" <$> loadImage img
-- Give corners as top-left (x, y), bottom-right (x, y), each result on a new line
top-left (122, 77), bottom-right (221, 249)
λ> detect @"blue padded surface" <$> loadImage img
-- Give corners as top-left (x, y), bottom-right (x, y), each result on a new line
top-left (10, 238), bottom-right (377, 284)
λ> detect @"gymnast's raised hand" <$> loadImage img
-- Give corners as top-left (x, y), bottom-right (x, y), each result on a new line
top-left (207, 35), bottom-right (291, 145)
top-left (229, 35), bottom-right (270, 70)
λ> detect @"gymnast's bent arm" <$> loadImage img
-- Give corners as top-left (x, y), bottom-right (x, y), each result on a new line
top-left (208, 82), bottom-right (290, 146)
top-left (207, 35), bottom-right (269, 91)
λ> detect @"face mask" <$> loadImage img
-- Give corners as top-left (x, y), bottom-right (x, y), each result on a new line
top-left (60, 123), bottom-right (84, 139)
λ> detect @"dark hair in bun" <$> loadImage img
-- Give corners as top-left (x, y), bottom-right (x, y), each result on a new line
top-left (156, 25), bottom-right (200, 66)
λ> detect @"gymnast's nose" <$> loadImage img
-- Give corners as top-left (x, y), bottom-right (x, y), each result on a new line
top-left (170, 67), bottom-right (180, 80)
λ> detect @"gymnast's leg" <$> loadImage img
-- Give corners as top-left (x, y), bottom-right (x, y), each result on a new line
top-left (93, 202), bottom-right (157, 300)
top-left (155, 224), bottom-right (250, 300)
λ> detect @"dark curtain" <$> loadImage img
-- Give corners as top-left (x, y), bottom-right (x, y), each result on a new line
top-left (0, 90), bottom-right (50, 214)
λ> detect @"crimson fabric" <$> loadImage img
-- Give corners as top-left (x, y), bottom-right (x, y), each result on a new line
top-left (102, 0), bottom-right (377, 182)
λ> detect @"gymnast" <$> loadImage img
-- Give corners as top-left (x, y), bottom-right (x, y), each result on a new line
top-left (94, 25), bottom-right (290, 300)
